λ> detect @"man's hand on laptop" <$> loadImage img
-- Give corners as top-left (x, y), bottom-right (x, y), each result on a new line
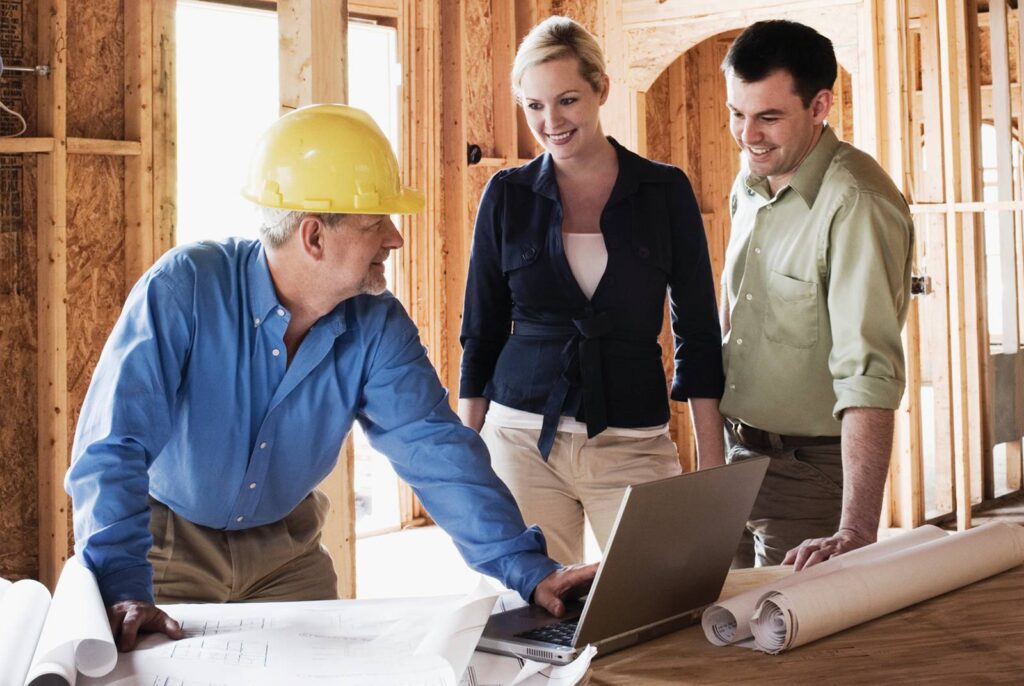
top-left (533, 563), bottom-right (598, 616)
top-left (107, 599), bottom-right (185, 651)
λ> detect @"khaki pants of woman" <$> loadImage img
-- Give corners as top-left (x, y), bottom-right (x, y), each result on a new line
top-left (147, 489), bottom-right (338, 603)
top-left (481, 423), bottom-right (683, 565)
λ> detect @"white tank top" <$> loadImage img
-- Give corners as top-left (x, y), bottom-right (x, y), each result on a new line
top-left (486, 231), bottom-right (668, 438)
top-left (562, 232), bottom-right (607, 300)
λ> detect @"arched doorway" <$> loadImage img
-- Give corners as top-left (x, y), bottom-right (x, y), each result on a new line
top-left (640, 30), bottom-right (856, 290)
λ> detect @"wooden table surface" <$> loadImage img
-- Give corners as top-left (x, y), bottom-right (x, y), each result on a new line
top-left (588, 564), bottom-right (1024, 684)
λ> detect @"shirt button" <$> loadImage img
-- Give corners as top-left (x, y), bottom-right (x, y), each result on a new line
top-left (736, 338), bottom-right (744, 345)
top-left (638, 247), bottom-right (651, 259)
top-left (249, 482), bottom-right (257, 489)
top-left (754, 248), bottom-right (762, 255)
top-left (272, 348), bottom-right (281, 357)
top-left (260, 441), bottom-right (267, 449)
top-left (730, 384), bottom-right (736, 390)
top-left (236, 516), bottom-right (245, 523)
top-left (745, 293), bottom-right (753, 301)
top-left (254, 317), bottom-right (261, 326)
top-left (276, 308), bottom-right (285, 317)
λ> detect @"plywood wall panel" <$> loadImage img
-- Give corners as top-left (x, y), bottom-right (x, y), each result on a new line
top-left (466, 165), bottom-right (495, 242)
top-left (0, 288), bottom-right (38, 580)
top-left (65, 155), bottom-right (125, 443)
top-left (0, 153), bottom-right (39, 580)
top-left (0, 0), bottom-right (38, 137)
top-left (0, 0), bottom-right (40, 582)
top-left (683, 51), bottom-right (701, 186)
top-left (465, 0), bottom-right (496, 156)
top-left (66, 0), bottom-right (124, 139)
top-left (550, 0), bottom-right (597, 34)
top-left (622, 4), bottom-right (861, 94)
top-left (644, 67), bottom-right (671, 165)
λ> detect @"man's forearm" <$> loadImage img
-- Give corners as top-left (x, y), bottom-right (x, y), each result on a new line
top-left (838, 407), bottom-right (895, 541)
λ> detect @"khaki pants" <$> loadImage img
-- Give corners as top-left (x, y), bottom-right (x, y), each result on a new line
top-left (725, 421), bottom-right (844, 567)
top-left (148, 490), bottom-right (338, 603)
top-left (482, 423), bottom-right (682, 565)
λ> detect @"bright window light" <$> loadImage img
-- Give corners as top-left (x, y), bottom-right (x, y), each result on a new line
top-left (176, 3), bottom-right (404, 536)
top-left (176, 1), bottom-right (278, 245)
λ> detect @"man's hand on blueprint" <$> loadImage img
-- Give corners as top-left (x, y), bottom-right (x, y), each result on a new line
top-left (532, 563), bottom-right (598, 617)
top-left (107, 600), bottom-right (185, 651)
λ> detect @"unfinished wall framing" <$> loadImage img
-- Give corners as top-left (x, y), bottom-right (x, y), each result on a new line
top-left (402, 0), bottom-right (1024, 535)
top-left (3, 0), bottom-right (1024, 595)
top-left (0, 0), bottom-right (173, 587)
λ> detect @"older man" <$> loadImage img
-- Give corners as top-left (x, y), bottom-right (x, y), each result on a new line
top-left (719, 22), bottom-right (914, 570)
top-left (66, 105), bottom-right (594, 651)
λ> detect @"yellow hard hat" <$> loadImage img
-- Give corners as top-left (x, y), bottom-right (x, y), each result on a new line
top-left (242, 104), bottom-right (424, 215)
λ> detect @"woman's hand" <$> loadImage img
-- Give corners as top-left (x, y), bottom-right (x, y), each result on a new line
top-left (458, 397), bottom-right (490, 432)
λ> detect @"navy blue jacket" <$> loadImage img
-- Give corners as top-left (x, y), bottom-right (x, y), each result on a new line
top-left (459, 138), bottom-right (724, 456)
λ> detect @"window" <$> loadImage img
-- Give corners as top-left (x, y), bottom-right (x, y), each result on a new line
top-left (176, 1), bottom-right (278, 245)
top-left (176, 2), bottom-right (404, 535)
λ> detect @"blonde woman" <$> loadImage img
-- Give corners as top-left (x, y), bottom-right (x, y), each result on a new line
top-left (458, 16), bottom-right (725, 565)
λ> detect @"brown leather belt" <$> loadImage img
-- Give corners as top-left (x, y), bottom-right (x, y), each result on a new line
top-left (729, 419), bottom-right (841, 450)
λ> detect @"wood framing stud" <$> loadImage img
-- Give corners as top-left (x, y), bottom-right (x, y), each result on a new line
top-left (36, 0), bottom-right (71, 591)
top-left (277, 0), bottom-right (356, 597)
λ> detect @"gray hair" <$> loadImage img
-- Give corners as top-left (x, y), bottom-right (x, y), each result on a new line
top-left (258, 207), bottom-right (347, 248)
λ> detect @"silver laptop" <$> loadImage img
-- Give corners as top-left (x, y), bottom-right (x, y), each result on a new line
top-left (478, 457), bottom-right (769, 664)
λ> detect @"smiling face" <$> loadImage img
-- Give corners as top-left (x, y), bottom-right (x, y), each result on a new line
top-left (320, 213), bottom-right (403, 300)
top-left (725, 68), bottom-right (832, 192)
top-left (519, 56), bottom-right (609, 163)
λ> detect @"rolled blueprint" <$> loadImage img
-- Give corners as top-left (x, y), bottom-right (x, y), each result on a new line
top-left (750, 522), bottom-right (1024, 653)
top-left (702, 524), bottom-right (949, 646)
top-left (26, 556), bottom-right (118, 684)
top-left (0, 579), bottom-right (51, 686)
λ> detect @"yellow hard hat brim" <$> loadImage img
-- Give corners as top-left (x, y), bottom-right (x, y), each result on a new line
top-left (381, 187), bottom-right (425, 215)
top-left (241, 185), bottom-right (425, 215)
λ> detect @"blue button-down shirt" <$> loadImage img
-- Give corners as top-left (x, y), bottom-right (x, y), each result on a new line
top-left (66, 238), bottom-right (557, 605)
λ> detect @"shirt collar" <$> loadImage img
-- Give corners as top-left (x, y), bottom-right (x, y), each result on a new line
top-left (248, 242), bottom-right (281, 328)
top-left (744, 124), bottom-right (839, 207)
top-left (503, 136), bottom-right (664, 204)
top-left (247, 241), bottom-right (350, 337)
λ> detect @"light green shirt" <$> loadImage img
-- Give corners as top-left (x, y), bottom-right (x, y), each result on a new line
top-left (720, 126), bottom-right (913, 436)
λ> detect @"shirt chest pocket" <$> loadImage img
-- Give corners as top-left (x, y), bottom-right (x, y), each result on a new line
top-left (501, 240), bottom-right (550, 305)
top-left (764, 271), bottom-right (819, 349)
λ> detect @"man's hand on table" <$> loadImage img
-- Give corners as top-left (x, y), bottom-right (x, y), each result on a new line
top-left (108, 600), bottom-right (185, 651)
top-left (782, 528), bottom-right (875, 571)
top-left (533, 563), bottom-right (598, 616)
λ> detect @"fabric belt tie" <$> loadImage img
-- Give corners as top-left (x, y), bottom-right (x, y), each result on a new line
top-left (513, 314), bottom-right (616, 459)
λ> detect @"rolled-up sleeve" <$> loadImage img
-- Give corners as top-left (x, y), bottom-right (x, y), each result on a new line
top-left (460, 173), bottom-right (513, 398)
top-left (826, 189), bottom-right (913, 416)
top-left (667, 169), bottom-right (725, 401)
top-left (362, 300), bottom-right (559, 600)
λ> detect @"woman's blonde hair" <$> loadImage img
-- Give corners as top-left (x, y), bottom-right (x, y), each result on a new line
top-left (511, 16), bottom-right (606, 101)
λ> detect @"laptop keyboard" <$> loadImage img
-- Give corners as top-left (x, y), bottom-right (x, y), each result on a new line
top-left (516, 619), bottom-right (579, 647)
